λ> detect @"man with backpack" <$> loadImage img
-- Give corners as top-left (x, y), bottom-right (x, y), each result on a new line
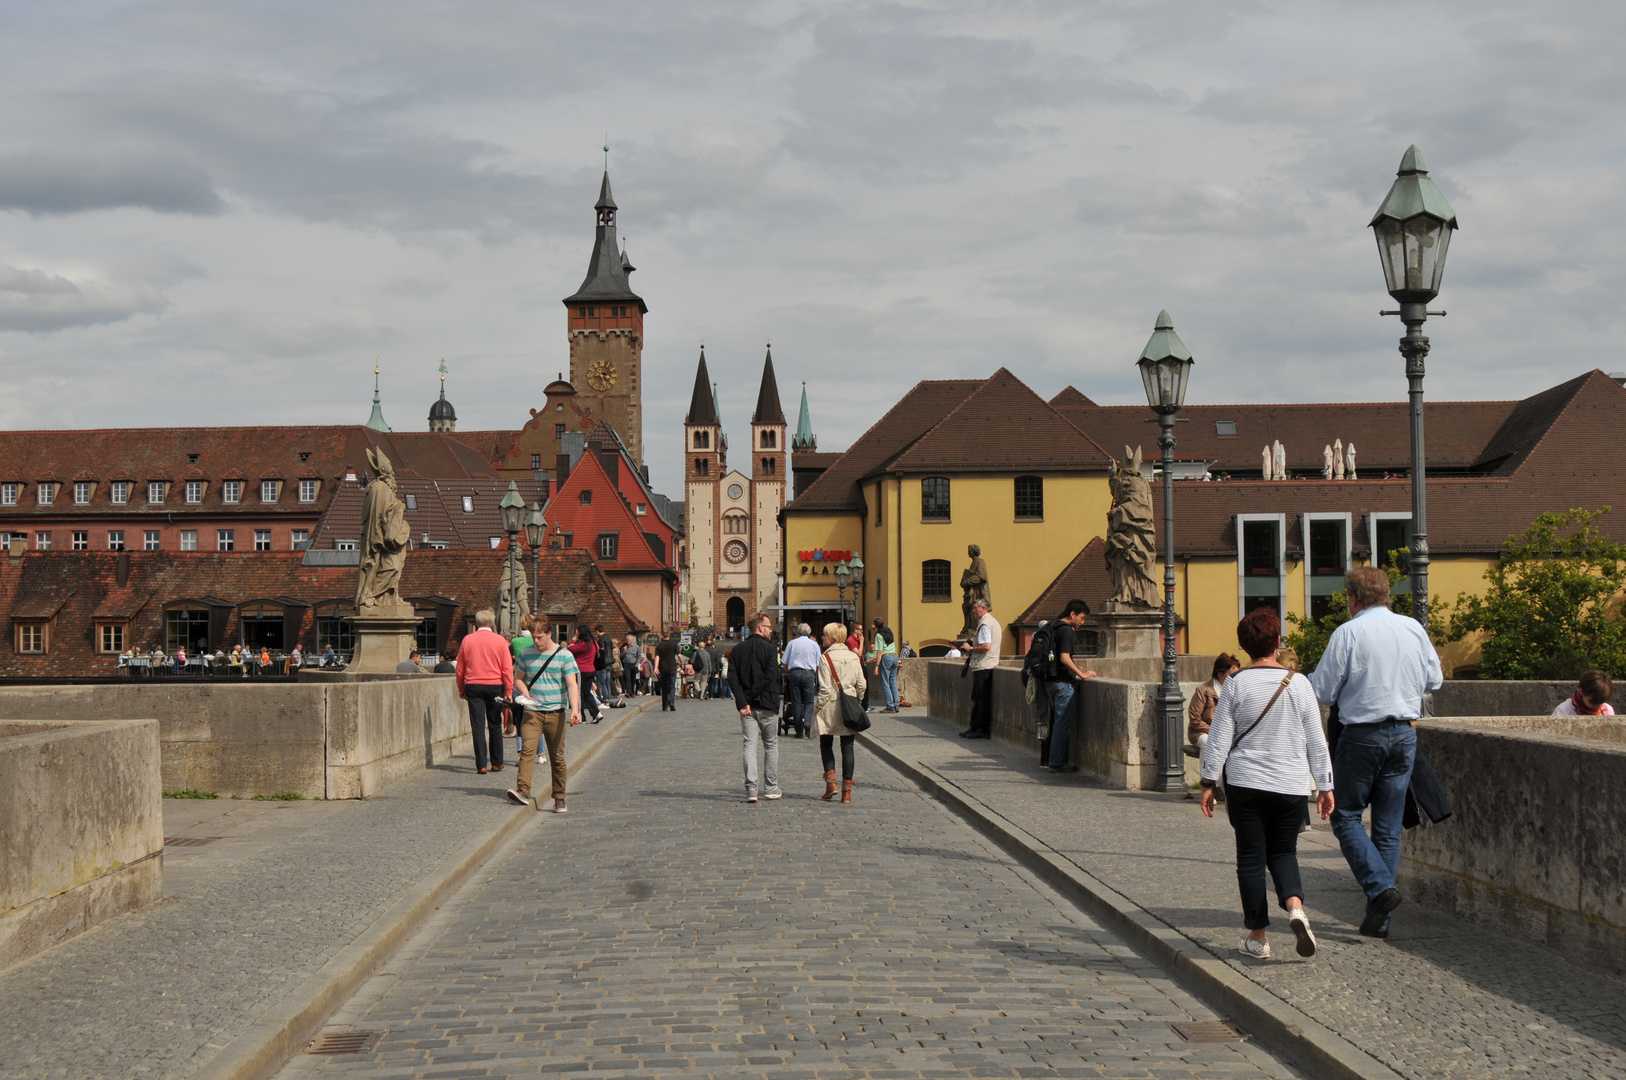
top-left (508, 615), bottom-right (581, 812)
top-left (1024, 600), bottom-right (1097, 771)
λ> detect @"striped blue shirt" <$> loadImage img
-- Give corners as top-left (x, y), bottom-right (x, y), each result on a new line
top-left (514, 644), bottom-right (579, 712)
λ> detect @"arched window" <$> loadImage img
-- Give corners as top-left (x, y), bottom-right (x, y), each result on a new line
top-left (1014, 475), bottom-right (1043, 520)
top-left (921, 477), bottom-right (950, 520)
top-left (723, 513), bottom-right (749, 535)
top-left (693, 431), bottom-right (710, 449)
top-left (760, 430), bottom-right (776, 448)
top-left (761, 457), bottom-right (776, 475)
top-left (922, 559), bottom-right (951, 601)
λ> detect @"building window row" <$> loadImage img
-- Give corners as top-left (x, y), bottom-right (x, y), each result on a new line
top-left (1234, 512), bottom-right (1413, 621)
top-left (0, 477), bottom-right (317, 507)
top-left (14, 527), bottom-right (303, 553)
top-left (916, 476), bottom-right (1045, 523)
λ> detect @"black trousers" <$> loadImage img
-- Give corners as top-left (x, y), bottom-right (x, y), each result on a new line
top-left (820, 734), bottom-right (856, 780)
top-left (464, 684), bottom-right (506, 769)
top-left (1225, 783), bottom-right (1306, 929)
top-left (968, 669), bottom-right (994, 734)
top-left (659, 671), bottom-right (677, 711)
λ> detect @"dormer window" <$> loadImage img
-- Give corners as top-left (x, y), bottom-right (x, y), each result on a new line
top-left (404, 494), bottom-right (418, 511)
top-left (260, 480), bottom-right (280, 503)
top-left (223, 480), bottom-right (241, 504)
top-left (1, 483), bottom-right (15, 506)
top-left (1216, 421), bottom-right (1237, 437)
top-left (185, 480), bottom-right (204, 504)
top-left (37, 483), bottom-right (56, 506)
top-left (461, 496), bottom-right (474, 513)
top-left (580, 490), bottom-right (592, 505)
top-left (74, 481), bottom-right (93, 505)
top-left (147, 481), bottom-right (166, 504)
top-left (111, 481), bottom-right (130, 505)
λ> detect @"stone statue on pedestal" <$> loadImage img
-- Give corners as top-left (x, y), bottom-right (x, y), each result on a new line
top-left (497, 558), bottom-right (531, 634)
top-left (355, 449), bottom-right (410, 616)
top-left (959, 544), bottom-right (992, 635)
top-left (1333, 438), bottom-right (1345, 480)
top-left (1106, 447), bottom-right (1161, 609)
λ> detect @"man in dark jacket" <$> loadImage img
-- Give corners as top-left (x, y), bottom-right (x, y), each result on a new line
top-left (728, 612), bottom-right (782, 803)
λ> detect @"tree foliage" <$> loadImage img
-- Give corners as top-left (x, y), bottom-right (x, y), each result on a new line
top-left (1445, 507), bottom-right (1626, 680)
top-left (1283, 550), bottom-right (1447, 673)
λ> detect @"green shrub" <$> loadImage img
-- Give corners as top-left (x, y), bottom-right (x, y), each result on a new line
top-left (162, 788), bottom-right (218, 800)
top-left (252, 791), bottom-right (306, 801)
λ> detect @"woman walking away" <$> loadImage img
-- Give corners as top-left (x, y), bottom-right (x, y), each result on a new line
top-left (1200, 607), bottom-right (1334, 960)
top-left (816, 621), bottom-right (866, 804)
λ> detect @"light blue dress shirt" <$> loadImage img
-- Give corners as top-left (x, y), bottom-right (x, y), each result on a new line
top-left (782, 635), bottom-right (821, 671)
top-left (1310, 605), bottom-right (1443, 724)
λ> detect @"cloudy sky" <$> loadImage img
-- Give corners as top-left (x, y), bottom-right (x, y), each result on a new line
top-left (0, 1), bottom-right (1620, 497)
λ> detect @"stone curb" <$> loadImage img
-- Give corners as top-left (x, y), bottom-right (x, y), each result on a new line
top-left (858, 730), bottom-right (1404, 1080)
top-left (192, 696), bottom-right (658, 1080)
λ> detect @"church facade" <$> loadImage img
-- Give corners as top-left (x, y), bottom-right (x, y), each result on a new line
top-left (684, 348), bottom-right (788, 633)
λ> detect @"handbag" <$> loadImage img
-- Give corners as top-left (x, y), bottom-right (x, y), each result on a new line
top-left (827, 653), bottom-right (871, 732)
top-left (1220, 671), bottom-right (1293, 788)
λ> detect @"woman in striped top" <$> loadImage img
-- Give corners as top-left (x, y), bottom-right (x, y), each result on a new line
top-left (1200, 606), bottom-right (1335, 960)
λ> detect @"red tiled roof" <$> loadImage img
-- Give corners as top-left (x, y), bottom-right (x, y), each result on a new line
top-left (448, 429), bottom-right (521, 466)
top-left (888, 368), bottom-right (1112, 474)
top-left (546, 450), bottom-right (672, 574)
top-left (309, 478), bottom-right (550, 553)
top-left (0, 547), bottom-right (643, 677)
top-left (1052, 397), bottom-right (1520, 475)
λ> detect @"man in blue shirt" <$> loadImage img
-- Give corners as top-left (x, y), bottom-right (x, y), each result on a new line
top-left (1310, 566), bottom-right (1443, 938)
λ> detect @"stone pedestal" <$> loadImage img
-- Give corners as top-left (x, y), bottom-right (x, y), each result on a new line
top-left (347, 611), bottom-right (419, 674)
top-left (1093, 601), bottom-right (1164, 659)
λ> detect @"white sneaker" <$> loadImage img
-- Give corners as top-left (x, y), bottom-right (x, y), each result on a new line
top-left (764, 789), bottom-right (782, 800)
top-left (552, 800), bottom-right (567, 813)
top-left (506, 789), bottom-right (530, 806)
top-left (1288, 908), bottom-right (1317, 957)
top-left (536, 752), bottom-right (547, 764)
top-left (1237, 936), bottom-right (1271, 959)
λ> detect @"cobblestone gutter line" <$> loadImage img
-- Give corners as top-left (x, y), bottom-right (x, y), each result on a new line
top-left (859, 729), bottom-right (1404, 1080)
top-left (190, 697), bottom-right (657, 1080)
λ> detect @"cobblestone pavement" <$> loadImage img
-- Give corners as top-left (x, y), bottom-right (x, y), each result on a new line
top-left (867, 710), bottom-right (1626, 1079)
top-left (0, 712), bottom-right (631, 1080)
top-left (282, 699), bottom-right (1299, 1080)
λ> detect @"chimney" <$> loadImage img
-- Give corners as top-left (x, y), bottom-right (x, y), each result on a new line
top-left (116, 551), bottom-right (130, 586)
top-left (556, 454), bottom-right (572, 486)
top-left (345, 464), bottom-right (357, 481)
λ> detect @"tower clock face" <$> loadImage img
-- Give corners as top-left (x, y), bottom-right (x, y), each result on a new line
top-left (586, 359), bottom-right (617, 391)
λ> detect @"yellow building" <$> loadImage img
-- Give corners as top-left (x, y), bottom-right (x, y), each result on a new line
top-left (787, 367), bottom-right (1626, 672)
top-left (782, 369), bottom-right (1115, 653)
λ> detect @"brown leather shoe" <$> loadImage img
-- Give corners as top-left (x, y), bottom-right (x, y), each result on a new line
top-left (490, 763), bottom-right (505, 772)
top-left (841, 780), bottom-right (854, 804)
top-left (477, 767), bottom-right (488, 774)
top-left (820, 770), bottom-right (839, 800)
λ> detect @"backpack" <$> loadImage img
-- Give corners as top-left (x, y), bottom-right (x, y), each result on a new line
top-left (879, 626), bottom-right (894, 647)
top-left (1022, 624), bottom-right (1056, 686)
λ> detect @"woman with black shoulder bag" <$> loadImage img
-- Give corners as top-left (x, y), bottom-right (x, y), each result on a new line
top-left (1199, 606), bottom-right (1335, 960)
top-left (815, 621), bottom-right (867, 804)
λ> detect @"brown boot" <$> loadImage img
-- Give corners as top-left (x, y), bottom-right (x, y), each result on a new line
top-left (820, 770), bottom-right (839, 800)
top-left (841, 780), bottom-right (854, 804)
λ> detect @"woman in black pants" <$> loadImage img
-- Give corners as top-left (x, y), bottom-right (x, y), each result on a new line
top-left (814, 622), bottom-right (866, 804)
top-left (1199, 607), bottom-right (1335, 960)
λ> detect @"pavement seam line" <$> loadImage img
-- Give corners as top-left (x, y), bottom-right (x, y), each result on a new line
top-left (858, 729), bottom-right (1404, 1080)
top-left (190, 696), bottom-right (660, 1080)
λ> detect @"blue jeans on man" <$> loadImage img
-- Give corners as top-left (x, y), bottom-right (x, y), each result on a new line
top-left (1330, 722), bottom-right (1417, 931)
top-left (878, 653), bottom-right (900, 709)
top-left (1046, 679), bottom-right (1076, 769)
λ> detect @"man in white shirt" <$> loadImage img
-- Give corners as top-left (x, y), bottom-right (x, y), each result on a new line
top-left (1310, 566), bottom-right (1443, 938)
top-left (959, 598), bottom-right (1003, 740)
top-left (781, 623), bottom-right (821, 738)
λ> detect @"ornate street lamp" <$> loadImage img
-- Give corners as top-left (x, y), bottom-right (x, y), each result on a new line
top-left (524, 502), bottom-right (547, 616)
top-left (1138, 310), bottom-right (1194, 794)
top-left (1371, 145), bottom-right (1457, 628)
top-left (499, 481), bottom-right (526, 635)
top-left (834, 559), bottom-right (851, 620)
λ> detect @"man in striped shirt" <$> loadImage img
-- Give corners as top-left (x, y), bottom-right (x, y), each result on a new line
top-left (508, 616), bottom-right (581, 812)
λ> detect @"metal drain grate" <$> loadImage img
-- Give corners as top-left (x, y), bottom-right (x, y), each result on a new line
top-left (163, 836), bottom-right (222, 848)
top-left (1170, 1020), bottom-right (1248, 1043)
top-left (305, 1030), bottom-right (382, 1055)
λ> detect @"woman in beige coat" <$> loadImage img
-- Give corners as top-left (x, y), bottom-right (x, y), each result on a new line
top-left (816, 621), bottom-right (866, 803)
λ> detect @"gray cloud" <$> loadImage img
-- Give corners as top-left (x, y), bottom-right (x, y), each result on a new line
top-left (0, 264), bottom-right (167, 332)
top-left (0, 152), bottom-right (224, 215)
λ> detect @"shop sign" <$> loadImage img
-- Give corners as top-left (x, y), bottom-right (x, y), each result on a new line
top-left (797, 548), bottom-right (852, 562)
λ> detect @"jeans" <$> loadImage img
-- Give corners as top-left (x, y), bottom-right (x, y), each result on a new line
top-left (785, 668), bottom-right (818, 734)
top-left (1330, 723), bottom-right (1417, 919)
top-left (820, 734), bottom-right (856, 780)
top-left (1046, 680), bottom-right (1076, 768)
top-left (968, 669), bottom-right (994, 734)
top-left (1225, 784), bottom-right (1307, 930)
top-left (878, 653), bottom-right (900, 708)
top-left (517, 709), bottom-right (568, 801)
top-left (659, 671), bottom-right (677, 711)
top-left (463, 684), bottom-right (506, 770)
top-left (622, 667), bottom-right (638, 697)
top-left (595, 668), bottom-right (612, 704)
top-left (740, 708), bottom-right (779, 793)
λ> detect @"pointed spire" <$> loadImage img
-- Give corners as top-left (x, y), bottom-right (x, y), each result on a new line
top-left (366, 360), bottom-right (391, 432)
top-left (793, 382), bottom-right (817, 452)
top-left (685, 347), bottom-right (718, 425)
top-left (620, 239), bottom-right (635, 275)
top-left (595, 170), bottom-right (616, 214)
top-left (429, 358), bottom-right (456, 429)
top-left (753, 344), bottom-right (786, 425)
top-left (565, 155), bottom-right (645, 312)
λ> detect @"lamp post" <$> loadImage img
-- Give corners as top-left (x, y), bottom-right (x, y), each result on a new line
top-left (524, 502), bottom-right (546, 617)
top-left (848, 555), bottom-right (864, 624)
top-left (1371, 145), bottom-right (1456, 629)
top-left (834, 560), bottom-right (851, 621)
top-left (1137, 310), bottom-right (1195, 794)
top-left (499, 481), bottom-right (526, 636)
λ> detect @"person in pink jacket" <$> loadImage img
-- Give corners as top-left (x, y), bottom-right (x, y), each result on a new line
top-left (455, 609), bottom-right (515, 774)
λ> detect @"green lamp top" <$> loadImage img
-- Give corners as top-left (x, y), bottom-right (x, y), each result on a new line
top-left (1139, 309), bottom-right (1193, 364)
top-left (1370, 144), bottom-right (1458, 228)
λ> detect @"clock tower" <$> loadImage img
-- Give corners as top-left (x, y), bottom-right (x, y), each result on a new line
top-left (564, 169), bottom-right (648, 464)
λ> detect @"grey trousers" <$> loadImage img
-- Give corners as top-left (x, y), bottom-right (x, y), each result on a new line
top-left (740, 709), bottom-right (779, 793)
